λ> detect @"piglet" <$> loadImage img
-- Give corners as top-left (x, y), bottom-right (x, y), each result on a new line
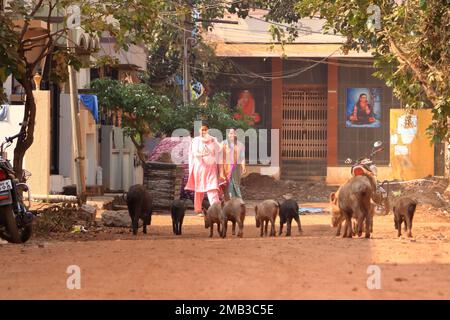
top-left (203, 202), bottom-right (222, 237)
top-left (255, 200), bottom-right (279, 237)
top-left (171, 199), bottom-right (186, 235)
top-left (280, 199), bottom-right (302, 236)
top-left (220, 197), bottom-right (246, 238)
top-left (393, 196), bottom-right (417, 238)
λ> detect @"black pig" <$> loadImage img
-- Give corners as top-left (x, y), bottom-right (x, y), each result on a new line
top-left (279, 199), bottom-right (302, 236)
top-left (393, 196), bottom-right (417, 238)
top-left (171, 199), bottom-right (187, 235)
top-left (126, 184), bottom-right (153, 235)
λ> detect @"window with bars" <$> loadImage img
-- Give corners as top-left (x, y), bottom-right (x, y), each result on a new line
top-left (281, 87), bottom-right (328, 160)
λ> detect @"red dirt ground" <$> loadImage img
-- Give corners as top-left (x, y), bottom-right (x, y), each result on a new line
top-left (1, 205), bottom-right (450, 300)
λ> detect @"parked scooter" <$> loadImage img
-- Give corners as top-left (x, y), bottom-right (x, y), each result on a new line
top-left (345, 141), bottom-right (390, 215)
top-left (0, 123), bottom-right (34, 243)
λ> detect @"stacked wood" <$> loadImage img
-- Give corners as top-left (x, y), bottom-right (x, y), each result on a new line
top-left (144, 162), bottom-right (185, 210)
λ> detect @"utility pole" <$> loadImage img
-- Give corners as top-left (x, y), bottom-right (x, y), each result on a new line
top-left (67, 28), bottom-right (87, 201)
top-left (182, 14), bottom-right (192, 106)
top-left (181, 2), bottom-right (238, 106)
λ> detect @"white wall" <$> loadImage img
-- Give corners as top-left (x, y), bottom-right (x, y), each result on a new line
top-left (77, 68), bottom-right (90, 90)
top-left (86, 133), bottom-right (96, 185)
top-left (59, 93), bottom-right (100, 187)
top-left (0, 104), bottom-right (25, 163)
top-left (2, 75), bottom-right (12, 97)
top-left (101, 126), bottom-right (142, 191)
top-left (99, 42), bottom-right (147, 70)
top-left (59, 94), bottom-right (74, 181)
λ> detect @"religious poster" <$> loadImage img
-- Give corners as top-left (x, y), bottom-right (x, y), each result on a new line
top-left (346, 88), bottom-right (382, 128)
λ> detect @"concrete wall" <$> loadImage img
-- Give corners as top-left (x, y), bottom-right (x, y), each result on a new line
top-left (99, 41), bottom-right (147, 70)
top-left (389, 109), bottom-right (434, 180)
top-left (101, 125), bottom-right (144, 191)
top-left (0, 92), bottom-right (51, 196)
top-left (79, 102), bottom-right (98, 186)
top-left (77, 68), bottom-right (91, 90)
top-left (59, 94), bottom-right (74, 180)
top-left (25, 90), bottom-right (51, 195)
top-left (2, 75), bottom-right (12, 97)
top-left (0, 105), bottom-right (25, 162)
top-left (326, 109), bottom-right (435, 185)
top-left (59, 93), bottom-right (99, 188)
top-left (326, 166), bottom-right (393, 186)
top-left (337, 63), bottom-right (401, 165)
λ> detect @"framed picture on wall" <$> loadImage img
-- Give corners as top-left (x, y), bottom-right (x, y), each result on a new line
top-left (345, 88), bottom-right (382, 128)
top-left (229, 87), bottom-right (269, 129)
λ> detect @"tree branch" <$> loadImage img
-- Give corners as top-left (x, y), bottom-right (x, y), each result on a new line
top-left (21, 28), bottom-right (68, 45)
top-left (130, 134), bottom-right (146, 164)
top-left (23, 43), bottom-right (48, 52)
top-left (388, 38), bottom-right (439, 105)
top-left (19, 0), bottom-right (45, 41)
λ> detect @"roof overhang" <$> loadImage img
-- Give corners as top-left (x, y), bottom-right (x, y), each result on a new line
top-left (210, 42), bottom-right (373, 58)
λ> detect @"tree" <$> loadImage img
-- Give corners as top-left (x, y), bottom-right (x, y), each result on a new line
top-left (91, 78), bottom-right (252, 162)
top-left (235, 0), bottom-right (449, 143)
top-left (303, 0), bottom-right (449, 143)
top-left (158, 92), bottom-right (252, 136)
top-left (1, 0), bottom-right (163, 179)
top-left (0, 12), bottom-right (21, 103)
top-left (2, 0), bottom-right (256, 178)
top-left (141, 0), bottom-right (235, 99)
top-left (90, 78), bottom-right (172, 163)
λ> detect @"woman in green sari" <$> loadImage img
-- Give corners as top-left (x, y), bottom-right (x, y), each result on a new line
top-left (220, 128), bottom-right (246, 199)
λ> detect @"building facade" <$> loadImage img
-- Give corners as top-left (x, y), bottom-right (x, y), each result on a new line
top-left (206, 10), bottom-right (442, 184)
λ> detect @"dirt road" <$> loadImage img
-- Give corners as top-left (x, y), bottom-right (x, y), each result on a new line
top-left (1, 207), bottom-right (450, 299)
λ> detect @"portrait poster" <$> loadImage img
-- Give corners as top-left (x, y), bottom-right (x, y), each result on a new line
top-left (345, 88), bottom-right (382, 128)
top-left (230, 88), bottom-right (268, 129)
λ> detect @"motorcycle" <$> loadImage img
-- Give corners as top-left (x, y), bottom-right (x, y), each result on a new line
top-left (0, 123), bottom-right (34, 243)
top-left (344, 141), bottom-right (390, 215)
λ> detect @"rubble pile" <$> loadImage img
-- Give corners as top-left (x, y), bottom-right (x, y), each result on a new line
top-left (241, 173), bottom-right (338, 203)
top-left (32, 202), bottom-right (97, 237)
top-left (242, 173), bottom-right (449, 212)
top-left (389, 177), bottom-right (450, 212)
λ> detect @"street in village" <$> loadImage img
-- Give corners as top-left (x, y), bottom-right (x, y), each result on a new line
top-left (1, 176), bottom-right (450, 299)
top-left (1, 0), bottom-right (449, 302)
top-left (1, 207), bottom-right (450, 299)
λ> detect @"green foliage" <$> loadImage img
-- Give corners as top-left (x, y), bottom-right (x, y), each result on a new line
top-left (0, 11), bottom-right (22, 102)
top-left (158, 93), bottom-right (252, 135)
top-left (90, 78), bottom-right (251, 141)
top-left (247, 0), bottom-right (449, 143)
top-left (90, 78), bottom-right (171, 137)
top-left (142, 0), bottom-right (234, 94)
top-left (1, 0), bottom-right (165, 88)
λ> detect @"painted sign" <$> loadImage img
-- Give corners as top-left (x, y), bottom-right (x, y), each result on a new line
top-left (346, 88), bottom-right (382, 128)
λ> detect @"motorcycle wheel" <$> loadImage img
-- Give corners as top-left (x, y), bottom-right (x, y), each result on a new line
top-left (20, 224), bottom-right (32, 243)
top-left (0, 205), bottom-right (21, 243)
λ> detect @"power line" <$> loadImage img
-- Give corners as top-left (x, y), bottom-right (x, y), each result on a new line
top-left (149, 44), bottom-right (375, 81)
top-left (247, 15), bottom-right (329, 35)
top-left (228, 50), bottom-right (339, 81)
top-left (159, 0), bottom-right (244, 16)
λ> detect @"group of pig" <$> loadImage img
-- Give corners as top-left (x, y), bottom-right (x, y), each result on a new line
top-left (329, 175), bottom-right (418, 238)
top-left (173, 197), bottom-right (303, 238)
top-left (125, 184), bottom-right (303, 238)
top-left (126, 181), bottom-right (418, 239)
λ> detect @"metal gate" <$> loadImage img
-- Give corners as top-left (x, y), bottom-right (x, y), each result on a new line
top-left (281, 86), bottom-right (328, 160)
